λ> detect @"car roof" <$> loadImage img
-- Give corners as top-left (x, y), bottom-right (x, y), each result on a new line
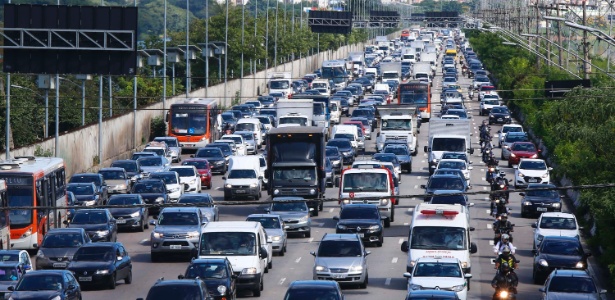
top-left (540, 212), bottom-right (576, 218)
top-left (153, 279), bottom-right (203, 287)
top-left (190, 258), bottom-right (230, 265)
top-left (549, 269), bottom-right (592, 278)
top-left (321, 233), bottom-right (361, 241)
top-left (415, 257), bottom-right (461, 264)
top-left (288, 280), bottom-right (339, 289)
top-left (78, 242), bottom-right (119, 249)
top-left (135, 179), bottom-right (165, 184)
top-left (405, 290), bottom-right (459, 298)
top-left (160, 207), bottom-right (200, 213)
top-left (48, 228), bottom-right (85, 234)
top-left (247, 214), bottom-right (282, 219)
top-left (542, 236), bottom-right (580, 242)
top-left (23, 270), bottom-right (69, 277)
top-left (341, 204), bottom-right (379, 210)
top-left (99, 167), bottom-right (126, 172)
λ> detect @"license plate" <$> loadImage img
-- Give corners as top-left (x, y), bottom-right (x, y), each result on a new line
top-left (53, 263), bottom-right (67, 268)
top-left (359, 233), bottom-right (365, 238)
top-left (235, 190), bottom-right (246, 194)
top-left (170, 245), bottom-right (182, 250)
top-left (537, 207), bottom-right (548, 212)
top-left (116, 219), bottom-right (126, 224)
top-left (79, 276), bottom-right (92, 282)
top-left (332, 274), bottom-right (346, 279)
top-left (497, 118), bottom-right (503, 121)
top-left (529, 179), bottom-right (539, 183)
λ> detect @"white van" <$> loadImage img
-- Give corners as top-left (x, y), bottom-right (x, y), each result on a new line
top-left (223, 156), bottom-right (262, 200)
top-left (311, 79), bottom-right (331, 95)
top-left (374, 83), bottom-right (390, 93)
top-left (198, 221), bottom-right (272, 297)
top-left (401, 203), bottom-right (477, 273)
top-left (332, 125), bottom-right (359, 150)
top-left (329, 100), bottom-right (341, 124)
top-left (235, 118), bottom-right (264, 147)
top-left (365, 67), bottom-right (378, 79)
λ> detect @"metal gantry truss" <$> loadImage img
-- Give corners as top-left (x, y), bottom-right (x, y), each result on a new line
top-left (353, 20), bottom-right (400, 28)
top-left (307, 17), bottom-right (353, 27)
top-left (0, 28), bottom-right (136, 51)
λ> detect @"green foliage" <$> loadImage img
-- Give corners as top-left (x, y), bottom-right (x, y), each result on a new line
top-left (149, 116), bottom-right (166, 141)
top-left (34, 146), bottom-right (53, 157)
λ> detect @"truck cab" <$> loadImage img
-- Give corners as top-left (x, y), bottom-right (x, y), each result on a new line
top-left (268, 72), bottom-right (293, 98)
top-left (376, 106), bottom-right (419, 155)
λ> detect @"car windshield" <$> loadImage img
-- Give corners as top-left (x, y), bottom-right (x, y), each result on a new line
top-left (133, 183), bottom-right (165, 193)
top-left (0, 254), bottom-right (18, 262)
top-left (503, 126), bottom-right (523, 134)
top-left (373, 154), bottom-right (398, 164)
top-left (170, 168), bottom-right (196, 177)
top-left (334, 133), bottom-right (355, 141)
top-left (428, 177), bottom-right (465, 190)
top-left (483, 99), bottom-right (499, 105)
top-left (434, 170), bottom-right (463, 178)
top-left (155, 139), bottom-right (178, 147)
top-left (491, 107), bottom-right (509, 114)
top-left (138, 157), bottom-right (163, 167)
top-left (0, 266), bottom-right (20, 281)
top-left (182, 160), bottom-right (209, 170)
top-left (150, 174), bottom-right (178, 184)
top-left (441, 153), bottom-right (467, 161)
top-left (144, 148), bottom-right (165, 156)
top-left (178, 196), bottom-right (212, 206)
top-left (73, 247), bottom-right (115, 262)
top-left (247, 217), bottom-right (282, 229)
top-left (223, 136), bottom-right (243, 144)
top-left (519, 160), bottom-right (547, 170)
top-left (381, 119), bottom-right (412, 131)
top-left (16, 274), bottom-right (64, 291)
top-left (99, 170), bottom-right (126, 180)
top-left (200, 232), bottom-right (256, 255)
top-left (444, 77), bottom-right (456, 83)
top-left (71, 211), bottom-right (108, 225)
top-left (438, 161), bottom-right (465, 170)
top-left (70, 175), bottom-right (101, 185)
top-left (342, 173), bottom-right (388, 192)
top-left (512, 143), bottom-right (536, 152)
top-left (158, 212), bottom-right (199, 226)
top-left (271, 202), bottom-right (307, 212)
top-left (539, 217), bottom-right (577, 229)
top-left (284, 288), bottom-right (339, 300)
top-left (526, 188), bottom-right (558, 198)
top-left (185, 263), bottom-right (228, 279)
top-left (326, 147), bottom-right (340, 157)
top-left (196, 148), bottom-right (223, 158)
top-left (273, 167), bottom-right (316, 182)
top-left (108, 195), bottom-right (140, 205)
top-left (237, 132), bottom-right (254, 141)
top-left (146, 285), bottom-right (202, 300)
top-left (548, 276), bottom-right (596, 293)
top-left (111, 161), bottom-right (138, 172)
top-left (317, 240), bottom-right (362, 257)
top-left (505, 134), bottom-right (528, 143)
top-left (413, 262), bottom-right (462, 278)
top-left (67, 185), bottom-right (94, 195)
top-left (541, 240), bottom-right (582, 255)
top-left (228, 169), bottom-right (257, 179)
top-left (41, 233), bottom-right (84, 248)
top-left (384, 147), bottom-right (408, 156)
top-left (411, 227), bottom-right (466, 250)
top-left (340, 207), bottom-right (378, 220)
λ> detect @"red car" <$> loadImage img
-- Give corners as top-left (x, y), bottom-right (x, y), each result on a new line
top-left (181, 158), bottom-right (212, 189)
top-left (507, 142), bottom-right (540, 167)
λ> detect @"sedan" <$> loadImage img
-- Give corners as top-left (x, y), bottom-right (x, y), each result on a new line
top-left (334, 204), bottom-right (384, 247)
top-left (326, 146), bottom-right (343, 174)
top-left (98, 167), bottom-right (131, 194)
top-left (327, 139), bottom-right (355, 165)
top-left (532, 236), bottom-right (590, 284)
top-left (107, 194), bottom-right (150, 232)
top-left (36, 228), bottom-right (91, 270)
top-left (488, 106), bottom-right (512, 125)
top-left (67, 242), bottom-right (132, 290)
top-left (539, 269), bottom-right (606, 299)
top-left (403, 258), bottom-right (471, 300)
top-left (506, 141), bottom-right (540, 167)
top-left (66, 183), bottom-right (101, 206)
top-left (6, 270), bottom-right (82, 300)
top-left (520, 184), bottom-right (562, 217)
top-left (436, 159), bottom-right (473, 183)
top-left (192, 148), bottom-right (227, 174)
top-left (383, 145), bottom-right (412, 173)
top-left (67, 209), bottom-right (118, 242)
top-left (177, 193), bottom-right (219, 222)
top-left (532, 212), bottom-right (581, 249)
top-left (69, 173), bottom-right (108, 204)
top-left (181, 158), bottom-right (212, 189)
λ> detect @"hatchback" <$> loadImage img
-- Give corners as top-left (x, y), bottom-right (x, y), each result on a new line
top-left (311, 233), bottom-right (369, 288)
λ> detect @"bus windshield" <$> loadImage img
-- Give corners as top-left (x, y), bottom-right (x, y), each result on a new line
top-left (171, 112), bottom-right (207, 135)
top-left (322, 66), bottom-right (347, 84)
top-left (400, 92), bottom-right (428, 107)
top-left (7, 187), bottom-right (33, 228)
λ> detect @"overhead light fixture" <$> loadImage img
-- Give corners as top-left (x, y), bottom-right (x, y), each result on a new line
top-left (502, 42), bottom-right (517, 46)
top-left (521, 33), bottom-right (539, 37)
top-left (565, 21), bottom-right (596, 32)
top-left (543, 16), bottom-right (566, 21)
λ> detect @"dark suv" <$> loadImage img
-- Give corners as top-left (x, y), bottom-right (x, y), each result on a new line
top-left (137, 278), bottom-right (213, 300)
top-left (70, 173), bottom-right (108, 204)
top-left (284, 280), bottom-right (344, 300)
top-left (131, 179), bottom-right (169, 216)
top-left (334, 204), bottom-right (384, 247)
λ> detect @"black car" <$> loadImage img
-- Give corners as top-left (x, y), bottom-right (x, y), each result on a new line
top-left (67, 209), bottom-right (118, 242)
top-left (421, 174), bottom-right (468, 201)
top-left (325, 146), bottom-right (343, 173)
top-left (6, 270), bottom-right (82, 300)
top-left (352, 77), bottom-right (373, 92)
top-left (351, 109), bottom-right (375, 128)
top-left (383, 145), bottom-right (412, 173)
top-left (257, 95), bottom-right (275, 108)
top-left (520, 183), bottom-right (562, 217)
top-left (206, 143), bottom-right (233, 160)
top-left (441, 151), bottom-right (471, 164)
top-left (488, 106), bottom-right (512, 124)
top-left (193, 147), bottom-right (227, 174)
top-left (67, 242), bottom-right (132, 290)
top-left (179, 258), bottom-right (236, 300)
top-left (284, 280), bottom-right (344, 300)
top-left (138, 278), bottom-right (214, 300)
top-left (107, 194), bottom-right (150, 232)
top-left (427, 193), bottom-right (472, 208)
top-left (326, 139), bottom-right (355, 165)
top-left (331, 97), bottom-right (350, 116)
top-left (532, 236), bottom-right (590, 284)
top-left (334, 204), bottom-right (384, 246)
top-left (66, 183), bottom-right (101, 206)
top-left (110, 159), bottom-right (142, 183)
top-left (69, 173), bottom-right (108, 204)
top-left (220, 112), bottom-right (238, 130)
top-left (232, 105), bottom-right (252, 118)
top-left (131, 179), bottom-right (169, 216)
top-left (372, 153), bottom-right (402, 174)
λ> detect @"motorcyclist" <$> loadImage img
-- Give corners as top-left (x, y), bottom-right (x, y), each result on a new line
top-left (491, 197), bottom-right (509, 218)
top-left (493, 235), bottom-right (517, 256)
top-left (493, 213), bottom-right (514, 243)
top-left (491, 172), bottom-right (510, 202)
top-left (491, 262), bottom-right (518, 299)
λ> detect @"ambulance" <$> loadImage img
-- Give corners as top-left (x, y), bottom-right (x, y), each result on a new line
top-left (401, 203), bottom-right (477, 273)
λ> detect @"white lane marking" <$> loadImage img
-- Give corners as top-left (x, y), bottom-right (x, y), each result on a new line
top-left (404, 223), bottom-right (409, 226)
top-left (483, 187), bottom-right (488, 190)
top-left (491, 259), bottom-right (496, 264)
top-left (486, 209), bottom-right (492, 214)
top-left (295, 257), bottom-right (302, 263)
top-left (329, 208), bottom-right (334, 213)
top-left (308, 238), bottom-right (314, 243)
top-left (487, 223), bottom-right (492, 229)
top-left (392, 257), bottom-right (398, 263)
top-left (421, 160), bottom-right (425, 163)
top-left (408, 207), bottom-right (414, 212)
top-left (489, 240), bottom-right (494, 245)
top-left (385, 278), bottom-right (392, 286)
top-left (481, 169), bottom-right (485, 172)
top-left (485, 197), bottom-right (491, 201)
top-left (399, 238), bottom-right (404, 244)
top-left (417, 176), bottom-right (422, 180)
top-left (140, 238), bottom-right (149, 243)
top-left (279, 278), bottom-right (286, 285)
top-left (414, 185), bottom-right (418, 189)
top-left (423, 153), bottom-right (427, 157)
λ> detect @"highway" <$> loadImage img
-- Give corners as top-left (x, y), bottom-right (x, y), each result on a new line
top-left (74, 54), bottom-right (582, 300)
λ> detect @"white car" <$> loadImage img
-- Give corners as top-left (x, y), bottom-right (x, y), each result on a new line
top-left (221, 134), bottom-right (247, 156)
top-left (498, 124), bottom-right (524, 147)
top-left (532, 212), bottom-right (581, 249)
top-left (149, 171), bottom-right (184, 201)
top-left (404, 257), bottom-right (471, 300)
top-left (479, 96), bottom-right (502, 116)
top-left (513, 158), bottom-right (552, 188)
top-left (436, 159), bottom-right (473, 183)
top-left (168, 165), bottom-right (201, 193)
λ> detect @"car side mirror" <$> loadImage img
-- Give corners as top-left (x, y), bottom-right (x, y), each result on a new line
top-left (585, 252), bottom-right (592, 257)
top-left (532, 250), bottom-right (538, 255)
top-left (469, 227), bottom-right (475, 231)
top-left (178, 275), bottom-right (185, 279)
top-left (468, 166), bottom-right (473, 170)
top-left (310, 251), bottom-right (316, 257)
top-left (531, 223), bottom-right (537, 228)
top-left (222, 177), bottom-right (226, 180)
top-left (420, 184), bottom-right (426, 189)
top-left (401, 241), bottom-right (409, 252)
top-left (464, 273), bottom-right (472, 279)
top-left (403, 272), bottom-right (412, 278)
top-left (513, 166), bottom-right (518, 169)
top-left (470, 242), bottom-right (477, 254)
top-left (548, 167), bottom-right (553, 171)
top-left (600, 289), bottom-right (607, 294)
top-left (365, 251), bottom-right (371, 256)
top-left (63, 220), bottom-right (69, 225)
top-left (264, 208), bottom-right (270, 213)
top-left (468, 203), bottom-right (475, 207)
top-left (149, 220), bottom-right (157, 226)
top-left (259, 247), bottom-right (268, 259)
top-left (333, 216), bottom-right (339, 221)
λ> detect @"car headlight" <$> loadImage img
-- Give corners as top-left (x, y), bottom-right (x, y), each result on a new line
top-left (250, 183), bottom-right (258, 188)
top-left (95, 269), bottom-right (109, 275)
top-left (241, 267), bottom-right (257, 275)
top-left (272, 236), bottom-right (281, 241)
top-left (215, 161), bottom-right (224, 165)
top-left (537, 234), bottom-right (544, 241)
top-left (530, 154), bottom-right (538, 158)
top-left (117, 184), bottom-right (127, 189)
top-left (37, 250), bottom-right (45, 258)
top-left (368, 225), bottom-right (380, 230)
top-left (315, 265), bottom-right (329, 272)
top-left (538, 259), bottom-right (549, 267)
top-left (169, 187), bottom-right (181, 193)
top-left (542, 173), bottom-right (549, 178)
top-left (409, 284), bottom-right (422, 290)
top-left (575, 261), bottom-right (585, 268)
top-left (225, 184), bottom-right (232, 189)
top-left (343, 151), bottom-right (352, 156)
top-left (22, 228), bottom-right (32, 238)
top-left (518, 173), bottom-right (525, 178)
top-left (155, 197), bottom-right (165, 203)
top-left (380, 199), bottom-right (389, 206)
top-left (188, 231), bottom-right (200, 238)
top-left (349, 265), bottom-right (363, 272)
top-left (552, 203), bottom-right (561, 208)
top-left (153, 232), bottom-right (163, 238)
top-left (273, 189), bottom-right (280, 195)
top-left (342, 199), bottom-right (350, 204)
top-left (217, 285), bottom-right (227, 295)
top-left (96, 230), bottom-right (110, 237)
top-left (310, 189), bottom-right (316, 195)
top-left (510, 153), bottom-right (516, 158)
top-left (431, 159), bottom-right (437, 163)
top-left (523, 201), bottom-right (532, 206)
top-left (130, 211), bottom-right (141, 218)
top-left (337, 224), bottom-right (347, 230)
top-left (451, 283), bottom-right (466, 292)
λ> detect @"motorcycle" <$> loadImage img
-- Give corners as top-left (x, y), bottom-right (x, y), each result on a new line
top-left (469, 89), bottom-right (474, 100)
top-left (493, 286), bottom-right (517, 300)
top-left (462, 65), bottom-right (468, 76)
top-left (491, 175), bottom-right (510, 202)
top-left (493, 220), bottom-right (515, 244)
top-left (486, 165), bottom-right (499, 184)
top-left (491, 198), bottom-right (510, 218)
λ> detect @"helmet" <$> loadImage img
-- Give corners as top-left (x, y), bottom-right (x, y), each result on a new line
top-left (499, 171), bottom-right (506, 177)
top-left (501, 234), bottom-right (510, 242)
top-left (500, 262), bottom-right (511, 273)
top-left (500, 213), bottom-right (508, 220)
top-left (502, 245), bottom-right (511, 255)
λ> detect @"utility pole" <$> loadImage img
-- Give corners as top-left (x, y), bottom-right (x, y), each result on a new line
top-left (556, 3), bottom-right (563, 67)
top-left (535, 1), bottom-right (541, 68)
top-left (582, 0), bottom-right (590, 79)
top-left (545, 4), bottom-right (551, 67)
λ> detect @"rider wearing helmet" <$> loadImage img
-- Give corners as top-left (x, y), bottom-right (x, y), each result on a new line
top-left (491, 262), bottom-right (519, 298)
top-left (494, 244), bottom-right (519, 270)
top-left (493, 213), bottom-right (514, 243)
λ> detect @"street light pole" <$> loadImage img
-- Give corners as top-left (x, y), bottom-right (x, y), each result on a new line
top-left (224, 0), bottom-right (229, 107)
top-left (5, 74), bottom-right (10, 159)
top-left (266, 0), bottom-right (270, 72)
top-left (54, 75), bottom-right (60, 156)
top-left (45, 89), bottom-right (49, 138)
top-left (186, 0), bottom-right (191, 94)
top-left (163, 0), bottom-right (168, 114)
top-left (205, 0), bottom-right (209, 97)
top-left (274, 0), bottom-right (279, 70)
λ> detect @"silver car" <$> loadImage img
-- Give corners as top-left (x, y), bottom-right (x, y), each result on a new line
top-left (153, 136), bottom-right (182, 163)
top-left (266, 197), bottom-right (312, 238)
top-left (311, 233), bottom-right (369, 288)
top-left (540, 269), bottom-right (606, 300)
top-left (234, 131), bottom-right (257, 155)
top-left (177, 193), bottom-right (219, 222)
top-left (246, 214), bottom-right (287, 255)
top-left (98, 167), bottom-right (131, 194)
top-left (149, 207), bottom-right (207, 261)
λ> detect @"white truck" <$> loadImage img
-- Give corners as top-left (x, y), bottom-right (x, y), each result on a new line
top-left (276, 100), bottom-right (313, 127)
top-left (413, 62), bottom-right (432, 86)
top-left (380, 62), bottom-right (402, 85)
top-left (421, 52), bottom-right (438, 75)
top-left (267, 72), bottom-right (293, 98)
top-left (376, 105), bottom-right (419, 155)
top-left (410, 40), bottom-right (424, 58)
top-left (424, 119), bottom-right (474, 175)
top-left (347, 52), bottom-right (365, 76)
